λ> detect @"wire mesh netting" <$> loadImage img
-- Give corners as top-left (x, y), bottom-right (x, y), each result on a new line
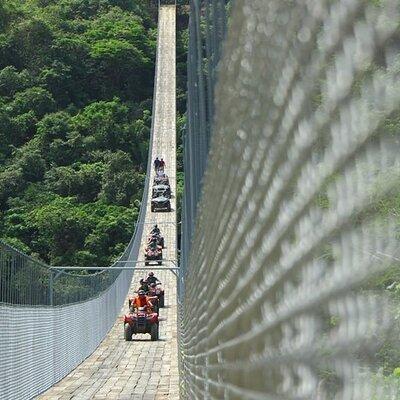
top-left (180, 0), bottom-right (400, 398)
top-left (0, 236), bottom-right (134, 306)
top-left (180, 0), bottom-right (227, 278)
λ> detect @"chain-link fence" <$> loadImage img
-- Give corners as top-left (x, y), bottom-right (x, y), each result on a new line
top-left (180, 0), bottom-right (227, 283)
top-left (180, 0), bottom-right (400, 398)
top-left (0, 235), bottom-right (134, 306)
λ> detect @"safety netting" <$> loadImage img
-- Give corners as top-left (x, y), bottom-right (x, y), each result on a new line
top-left (180, 0), bottom-right (400, 398)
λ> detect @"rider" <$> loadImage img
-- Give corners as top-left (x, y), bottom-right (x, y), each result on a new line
top-left (159, 158), bottom-right (165, 170)
top-left (150, 224), bottom-right (161, 236)
top-left (147, 235), bottom-right (158, 245)
top-left (146, 271), bottom-right (160, 285)
top-left (130, 290), bottom-right (154, 311)
top-left (138, 279), bottom-right (149, 293)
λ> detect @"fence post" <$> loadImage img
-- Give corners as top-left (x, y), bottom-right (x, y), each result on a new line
top-left (49, 271), bottom-right (54, 306)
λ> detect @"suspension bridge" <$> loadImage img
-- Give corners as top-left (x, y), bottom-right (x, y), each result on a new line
top-left (38, 5), bottom-right (178, 399)
top-left (2, 0), bottom-right (400, 399)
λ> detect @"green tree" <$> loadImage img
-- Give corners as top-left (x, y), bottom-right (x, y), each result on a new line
top-left (45, 162), bottom-right (104, 202)
top-left (9, 87), bottom-right (56, 117)
top-left (0, 0), bottom-right (156, 269)
top-left (0, 66), bottom-right (31, 97)
top-left (0, 168), bottom-right (25, 209)
top-left (17, 150), bottom-right (46, 182)
top-left (100, 151), bottom-right (143, 206)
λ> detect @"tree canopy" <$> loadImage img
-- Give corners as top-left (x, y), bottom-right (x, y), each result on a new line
top-left (0, 0), bottom-right (157, 267)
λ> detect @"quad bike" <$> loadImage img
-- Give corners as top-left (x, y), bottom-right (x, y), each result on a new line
top-left (151, 196), bottom-right (171, 212)
top-left (152, 184), bottom-right (171, 199)
top-left (148, 283), bottom-right (165, 308)
top-left (154, 174), bottom-right (169, 186)
top-left (124, 307), bottom-right (159, 341)
top-left (144, 245), bottom-right (162, 265)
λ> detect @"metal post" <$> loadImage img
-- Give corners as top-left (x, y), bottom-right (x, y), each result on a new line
top-left (49, 271), bottom-right (54, 306)
top-left (49, 270), bottom-right (64, 306)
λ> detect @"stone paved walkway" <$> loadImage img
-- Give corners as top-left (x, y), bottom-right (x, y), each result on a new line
top-left (37, 6), bottom-right (178, 400)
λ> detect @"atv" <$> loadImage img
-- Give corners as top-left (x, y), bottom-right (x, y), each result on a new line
top-left (144, 245), bottom-right (162, 265)
top-left (124, 307), bottom-right (159, 341)
top-left (151, 196), bottom-right (171, 212)
top-left (154, 174), bottom-right (169, 186)
top-left (152, 184), bottom-right (171, 199)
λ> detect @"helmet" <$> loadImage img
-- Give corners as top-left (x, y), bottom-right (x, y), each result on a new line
top-left (149, 272), bottom-right (154, 277)
top-left (154, 224), bottom-right (158, 229)
top-left (138, 290), bottom-right (145, 296)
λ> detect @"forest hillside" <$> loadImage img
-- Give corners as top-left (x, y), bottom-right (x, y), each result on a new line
top-left (0, 0), bottom-right (157, 268)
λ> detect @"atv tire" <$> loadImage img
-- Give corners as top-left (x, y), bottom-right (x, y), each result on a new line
top-left (124, 323), bottom-right (133, 341)
top-left (151, 323), bottom-right (159, 341)
top-left (159, 295), bottom-right (165, 308)
top-left (145, 261), bottom-right (149, 266)
top-left (158, 261), bottom-right (162, 265)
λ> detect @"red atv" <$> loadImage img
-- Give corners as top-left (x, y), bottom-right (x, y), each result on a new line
top-left (148, 283), bottom-right (165, 308)
top-left (124, 307), bottom-right (159, 341)
top-left (144, 245), bottom-right (162, 265)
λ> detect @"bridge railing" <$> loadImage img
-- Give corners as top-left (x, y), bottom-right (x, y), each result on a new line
top-left (0, 241), bottom-right (51, 305)
top-left (0, 236), bottom-right (134, 306)
top-left (180, 0), bottom-right (400, 398)
top-left (180, 0), bottom-right (227, 292)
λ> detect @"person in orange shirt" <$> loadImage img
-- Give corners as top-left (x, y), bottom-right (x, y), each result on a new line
top-left (130, 290), bottom-right (155, 311)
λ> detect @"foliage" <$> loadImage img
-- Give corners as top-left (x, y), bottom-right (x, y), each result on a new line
top-left (0, 0), bottom-right (157, 268)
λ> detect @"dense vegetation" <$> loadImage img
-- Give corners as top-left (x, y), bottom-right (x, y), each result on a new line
top-left (0, 0), bottom-right (158, 267)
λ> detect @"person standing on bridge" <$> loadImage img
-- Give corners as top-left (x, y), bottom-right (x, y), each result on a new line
top-left (159, 158), bottom-right (165, 170)
top-left (154, 157), bottom-right (161, 171)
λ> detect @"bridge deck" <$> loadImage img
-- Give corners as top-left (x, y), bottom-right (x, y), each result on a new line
top-left (37, 5), bottom-right (178, 400)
